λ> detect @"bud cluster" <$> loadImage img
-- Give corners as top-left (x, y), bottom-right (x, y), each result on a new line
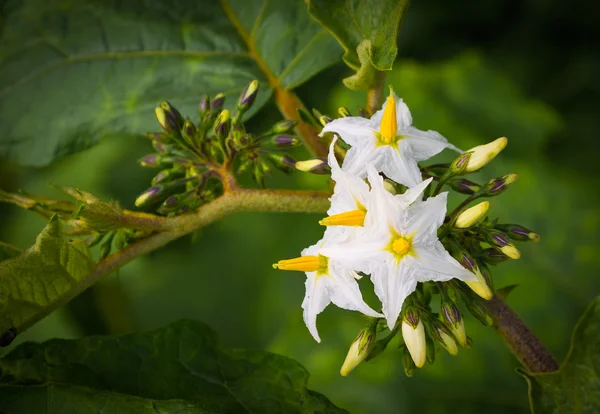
top-left (135, 81), bottom-right (301, 215)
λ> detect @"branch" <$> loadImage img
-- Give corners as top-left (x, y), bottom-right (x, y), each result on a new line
top-left (17, 188), bottom-right (331, 333)
top-left (485, 295), bottom-right (559, 373)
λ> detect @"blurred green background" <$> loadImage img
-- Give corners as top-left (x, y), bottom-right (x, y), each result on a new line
top-left (1, 1), bottom-right (599, 413)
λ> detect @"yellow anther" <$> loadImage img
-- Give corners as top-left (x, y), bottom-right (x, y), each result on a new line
top-left (319, 209), bottom-right (366, 227)
top-left (273, 255), bottom-right (328, 273)
top-left (392, 237), bottom-right (411, 256)
top-left (379, 89), bottom-right (397, 145)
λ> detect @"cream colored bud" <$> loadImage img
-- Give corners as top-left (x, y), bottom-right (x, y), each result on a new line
top-left (294, 159), bottom-right (328, 174)
top-left (465, 269), bottom-right (493, 300)
top-left (450, 318), bottom-right (468, 348)
top-left (383, 180), bottom-right (397, 194)
top-left (402, 320), bottom-right (426, 368)
top-left (465, 137), bottom-right (508, 172)
top-left (454, 201), bottom-right (490, 228)
top-left (501, 244), bottom-right (521, 259)
top-left (340, 333), bottom-right (373, 376)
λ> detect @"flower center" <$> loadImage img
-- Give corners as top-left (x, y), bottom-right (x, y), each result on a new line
top-left (392, 237), bottom-right (411, 256)
top-left (273, 255), bottom-right (329, 275)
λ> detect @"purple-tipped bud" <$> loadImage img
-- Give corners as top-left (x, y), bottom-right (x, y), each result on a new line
top-left (159, 101), bottom-right (183, 132)
top-left (271, 135), bottom-right (300, 148)
top-left (486, 229), bottom-right (521, 259)
top-left (146, 132), bottom-right (169, 143)
top-left (181, 120), bottom-right (197, 146)
top-left (238, 80), bottom-right (259, 109)
top-left (403, 305), bottom-right (420, 328)
top-left (479, 263), bottom-right (493, 290)
top-left (496, 224), bottom-right (541, 242)
top-left (137, 154), bottom-right (161, 168)
top-left (135, 186), bottom-right (161, 207)
top-left (441, 299), bottom-right (462, 328)
top-left (199, 95), bottom-right (210, 117)
top-left (271, 119), bottom-right (297, 134)
top-left (214, 109), bottom-right (231, 141)
top-left (479, 248), bottom-right (509, 265)
top-left (457, 250), bottom-right (477, 272)
top-left (466, 301), bottom-right (493, 326)
top-left (267, 153), bottom-right (296, 174)
top-left (450, 178), bottom-right (481, 195)
top-left (489, 230), bottom-right (510, 247)
top-left (430, 320), bottom-right (458, 355)
top-left (295, 158), bottom-right (329, 174)
top-left (450, 152), bottom-right (472, 175)
top-left (211, 93), bottom-right (225, 112)
top-left (151, 168), bottom-right (184, 185)
top-left (485, 173), bottom-right (518, 196)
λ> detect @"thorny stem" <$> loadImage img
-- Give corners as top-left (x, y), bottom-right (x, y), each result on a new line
top-left (16, 187), bottom-right (332, 334)
top-left (485, 295), bottom-right (559, 373)
top-left (366, 71), bottom-right (385, 116)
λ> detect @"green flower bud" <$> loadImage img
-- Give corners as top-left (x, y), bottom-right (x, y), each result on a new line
top-left (426, 337), bottom-right (436, 365)
top-left (466, 300), bottom-right (494, 326)
top-left (211, 93), bottom-right (225, 113)
top-left (234, 80), bottom-right (259, 123)
top-left (214, 109), bottom-right (231, 141)
top-left (401, 346), bottom-right (416, 377)
top-left (271, 119), bottom-right (297, 134)
top-left (478, 247), bottom-right (509, 265)
top-left (268, 135), bottom-right (300, 148)
top-left (137, 154), bottom-right (163, 168)
top-left (449, 178), bottom-right (481, 195)
top-left (340, 319), bottom-right (377, 376)
top-left (151, 168), bottom-right (185, 185)
top-left (157, 101), bottom-right (183, 133)
top-left (440, 298), bottom-right (467, 347)
top-left (267, 153), bottom-right (296, 174)
top-left (450, 152), bottom-right (472, 175)
top-left (496, 224), bottom-right (540, 242)
top-left (181, 120), bottom-right (197, 147)
top-left (430, 320), bottom-right (458, 355)
top-left (485, 173), bottom-right (519, 196)
top-left (98, 231), bottom-right (115, 260)
top-left (198, 95), bottom-right (210, 118)
top-left (319, 115), bottom-right (333, 126)
top-left (338, 107), bottom-right (351, 117)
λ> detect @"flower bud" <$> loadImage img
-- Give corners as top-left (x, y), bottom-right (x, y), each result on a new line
top-left (271, 119), bottom-right (297, 134)
top-left (198, 95), bottom-right (210, 118)
top-left (479, 248), bottom-right (509, 265)
top-left (426, 338), bottom-right (436, 365)
top-left (338, 107), bottom-right (351, 117)
top-left (98, 231), bottom-right (115, 260)
top-left (181, 120), bottom-right (197, 146)
top-left (454, 201), bottom-right (490, 228)
top-left (155, 107), bottom-right (177, 134)
top-left (340, 320), bottom-right (377, 376)
top-left (464, 137), bottom-right (508, 172)
top-left (146, 131), bottom-right (170, 143)
top-left (440, 299), bottom-right (467, 347)
top-left (268, 135), bottom-right (300, 148)
top-left (267, 153), bottom-right (296, 174)
top-left (465, 268), bottom-right (493, 300)
top-left (485, 229), bottom-right (521, 259)
top-left (450, 152), bottom-right (472, 175)
top-left (137, 154), bottom-right (162, 168)
top-left (485, 173), bottom-right (518, 196)
top-left (383, 179), bottom-right (397, 194)
top-left (430, 320), bottom-right (458, 355)
top-left (151, 168), bottom-right (184, 185)
top-left (214, 109), bottom-right (231, 141)
top-left (496, 224), bottom-right (540, 242)
top-left (449, 178), bottom-right (481, 195)
top-left (211, 93), bottom-right (225, 113)
top-left (159, 101), bottom-right (183, 132)
top-left (252, 163), bottom-right (266, 187)
top-left (238, 80), bottom-right (259, 111)
top-left (402, 308), bottom-right (426, 368)
top-left (466, 300), bottom-right (494, 326)
top-left (295, 158), bottom-right (329, 174)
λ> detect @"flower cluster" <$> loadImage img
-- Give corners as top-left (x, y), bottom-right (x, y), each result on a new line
top-left (136, 81), bottom-right (300, 215)
top-left (274, 89), bottom-right (539, 376)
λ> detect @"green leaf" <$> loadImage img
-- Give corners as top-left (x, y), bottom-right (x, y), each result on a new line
top-left (0, 320), bottom-right (348, 414)
top-left (0, 216), bottom-right (95, 337)
top-left (520, 295), bottom-right (600, 414)
top-left (0, 0), bottom-right (342, 166)
top-left (308, 0), bottom-right (408, 90)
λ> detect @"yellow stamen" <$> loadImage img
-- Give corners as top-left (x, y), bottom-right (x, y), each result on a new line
top-left (392, 237), bottom-right (411, 256)
top-left (319, 209), bottom-right (365, 227)
top-left (379, 89), bottom-right (397, 145)
top-left (273, 255), bottom-right (328, 273)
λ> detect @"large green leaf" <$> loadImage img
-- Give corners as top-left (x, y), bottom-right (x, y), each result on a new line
top-left (520, 295), bottom-right (600, 414)
top-left (0, 319), bottom-right (347, 414)
top-left (0, 0), bottom-right (342, 166)
top-left (0, 216), bottom-right (95, 337)
top-left (308, 0), bottom-right (408, 90)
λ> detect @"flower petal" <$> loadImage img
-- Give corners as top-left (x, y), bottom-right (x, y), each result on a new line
top-left (370, 260), bottom-right (418, 330)
top-left (320, 233), bottom-right (388, 274)
top-left (403, 192), bottom-right (448, 244)
top-left (340, 141), bottom-right (382, 178)
top-left (397, 177), bottom-right (433, 206)
top-left (401, 127), bottom-right (461, 161)
top-left (381, 147), bottom-right (422, 187)
top-left (320, 116), bottom-right (377, 147)
top-left (410, 243), bottom-right (476, 282)
top-left (328, 263), bottom-right (383, 318)
top-left (301, 273), bottom-right (331, 342)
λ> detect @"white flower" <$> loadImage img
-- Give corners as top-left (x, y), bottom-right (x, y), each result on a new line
top-left (273, 229), bottom-right (383, 342)
top-left (320, 138), bottom-right (430, 228)
top-left (321, 166), bottom-right (475, 329)
top-left (320, 90), bottom-right (461, 187)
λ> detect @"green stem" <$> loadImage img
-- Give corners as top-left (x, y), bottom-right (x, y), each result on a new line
top-left (16, 188), bottom-right (331, 334)
top-left (485, 295), bottom-right (559, 373)
top-left (366, 71), bottom-right (385, 116)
